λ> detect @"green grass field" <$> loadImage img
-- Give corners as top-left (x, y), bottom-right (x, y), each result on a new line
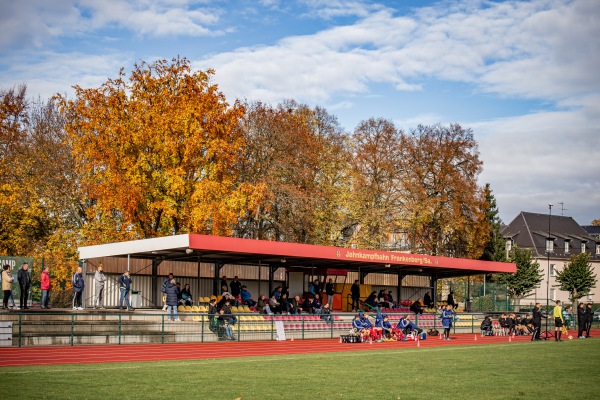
top-left (3, 340), bottom-right (599, 400)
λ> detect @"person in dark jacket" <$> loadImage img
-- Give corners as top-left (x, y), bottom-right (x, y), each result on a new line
top-left (423, 291), bottom-right (433, 309)
top-left (257, 294), bottom-right (270, 314)
top-left (447, 291), bottom-right (457, 309)
top-left (410, 299), bottom-right (424, 315)
top-left (351, 280), bottom-right (360, 312)
top-left (577, 303), bottom-right (587, 338)
top-left (161, 273), bottom-right (174, 311)
top-left (229, 276), bottom-right (242, 298)
top-left (17, 263), bottom-right (31, 309)
top-left (72, 267), bottom-right (85, 310)
top-left (531, 303), bottom-right (546, 341)
top-left (290, 295), bottom-right (302, 315)
top-left (208, 298), bottom-right (218, 317)
top-left (325, 278), bottom-right (335, 308)
top-left (480, 316), bottom-right (493, 336)
top-left (165, 279), bottom-right (180, 321)
top-left (180, 283), bottom-right (193, 306)
top-left (118, 271), bottom-right (133, 311)
top-left (585, 303), bottom-right (593, 338)
top-left (364, 291), bottom-right (379, 310)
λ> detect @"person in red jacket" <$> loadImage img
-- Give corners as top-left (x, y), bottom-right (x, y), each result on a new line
top-left (41, 266), bottom-right (51, 309)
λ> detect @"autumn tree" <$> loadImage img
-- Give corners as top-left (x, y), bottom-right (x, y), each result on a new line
top-left (235, 100), bottom-right (350, 244)
top-left (57, 58), bottom-right (256, 239)
top-left (399, 124), bottom-right (488, 258)
top-left (347, 118), bottom-right (404, 249)
top-left (496, 246), bottom-right (543, 305)
top-left (555, 253), bottom-right (597, 303)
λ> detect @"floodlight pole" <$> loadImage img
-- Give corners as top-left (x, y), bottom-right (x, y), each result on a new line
top-left (544, 203), bottom-right (553, 339)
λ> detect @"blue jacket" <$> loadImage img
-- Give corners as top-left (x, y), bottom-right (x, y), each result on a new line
top-left (240, 289), bottom-right (252, 303)
top-left (165, 281), bottom-right (179, 307)
top-left (442, 309), bottom-right (454, 328)
top-left (375, 313), bottom-right (385, 328)
top-left (382, 320), bottom-right (393, 330)
top-left (118, 274), bottom-right (132, 290)
top-left (353, 318), bottom-right (369, 330)
top-left (72, 273), bottom-right (85, 292)
top-left (360, 316), bottom-right (372, 329)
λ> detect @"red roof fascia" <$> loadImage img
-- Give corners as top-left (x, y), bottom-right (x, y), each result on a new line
top-left (188, 234), bottom-right (516, 274)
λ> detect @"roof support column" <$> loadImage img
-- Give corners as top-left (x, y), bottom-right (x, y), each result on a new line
top-left (213, 262), bottom-right (223, 296)
top-left (431, 275), bottom-right (438, 309)
top-left (398, 272), bottom-right (404, 304)
top-left (268, 265), bottom-right (279, 297)
top-left (151, 258), bottom-right (163, 308)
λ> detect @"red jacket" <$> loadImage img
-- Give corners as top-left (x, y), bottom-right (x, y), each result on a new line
top-left (41, 270), bottom-right (51, 290)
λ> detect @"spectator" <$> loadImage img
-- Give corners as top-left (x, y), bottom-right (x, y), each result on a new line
top-left (230, 276), bottom-right (242, 298)
top-left (220, 276), bottom-right (228, 292)
top-left (387, 291), bottom-right (397, 308)
top-left (290, 295), bottom-right (302, 315)
top-left (282, 286), bottom-right (290, 299)
top-left (499, 313), bottom-right (510, 335)
top-left (17, 263), bottom-right (31, 310)
top-left (423, 291), bottom-right (433, 309)
top-left (351, 280), bottom-right (360, 312)
top-left (364, 291), bottom-right (379, 310)
top-left (480, 316), bottom-right (493, 336)
top-left (165, 278), bottom-right (180, 321)
top-left (216, 309), bottom-right (234, 340)
top-left (303, 296), bottom-right (314, 314)
top-left (553, 300), bottom-right (564, 341)
top-left (585, 303), bottom-right (593, 338)
top-left (217, 293), bottom-right (231, 309)
top-left (280, 293), bottom-right (292, 314)
top-left (40, 266), bottom-right (51, 309)
top-left (221, 299), bottom-right (236, 324)
top-left (2, 265), bottom-right (14, 310)
top-left (240, 286), bottom-right (256, 307)
top-left (257, 294), bottom-right (270, 314)
top-left (319, 303), bottom-right (333, 322)
top-left (531, 303), bottom-right (546, 341)
top-left (447, 291), bottom-right (457, 309)
top-left (93, 264), bottom-right (106, 309)
top-left (309, 279), bottom-right (320, 296)
top-left (161, 273), bottom-right (174, 311)
top-left (72, 267), bottom-right (85, 310)
top-left (268, 294), bottom-right (282, 314)
top-left (208, 298), bottom-right (218, 317)
top-left (181, 283), bottom-right (193, 306)
top-left (378, 290), bottom-right (390, 309)
top-left (410, 299), bottom-right (424, 315)
top-left (272, 286), bottom-right (283, 301)
top-left (325, 278), bottom-right (335, 307)
top-left (311, 294), bottom-right (322, 314)
top-left (577, 303), bottom-right (587, 339)
top-left (118, 271), bottom-right (134, 311)
top-left (441, 304), bottom-right (454, 340)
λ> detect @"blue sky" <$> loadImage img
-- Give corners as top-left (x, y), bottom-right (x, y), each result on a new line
top-left (1, 0), bottom-right (598, 225)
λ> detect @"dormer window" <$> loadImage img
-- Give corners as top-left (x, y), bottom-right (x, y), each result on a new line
top-left (546, 237), bottom-right (554, 253)
top-left (564, 240), bottom-right (570, 254)
top-left (596, 244), bottom-right (600, 255)
top-left (581, 242), bottom-right (587, 253)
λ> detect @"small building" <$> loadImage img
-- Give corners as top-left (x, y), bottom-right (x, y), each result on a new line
top-left (502, 212), bottom-right (600, 306)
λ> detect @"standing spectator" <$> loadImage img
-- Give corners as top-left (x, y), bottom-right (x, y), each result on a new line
top-left (441, 304), bottom-right (454, 340)
top-left (2, 265), bottom-right (14, 309)
top-left (94, 264), bottom-right (107, 309)
top-left (220, 276), bottom-right (228, 293)
top-left (17, 263), bottom-right (31, 309)
top-left (447, 291), bottom-right (457, 309)
top-left (272, 286), bottom-right (283, 300)
top-left (240, 286), bottom-right (256, 307)
top-left (423, 291), bottom-right (433, 309)
top-left (165, 278), bottom-right (180, 321)
top-left (161, 273), bottom-right (174, 311)
top-left (351, 280), bottom-right (360, 312)
top-left (230, 276), bottom-right (242, 298)
top-left (577, 303), bottom-right (587, 339)
top-left (553, 300), bottom-right (564, 342)
top-left (325, 278), bottom-right (335, 308)
top-left (309, 279), bottom-right (320, 296)
top-left (118, 271), bottom-right (134, 311)
top-left (40, 266), bottom-right (51, 309)
top-left (531, 303), bottom-right (546, 341)
top-left (180, 283), bottom-right (193, 306)
top-left (585, 303), bottom-right (593, 338)
top-left (72, 267), bottom-right (85, 310)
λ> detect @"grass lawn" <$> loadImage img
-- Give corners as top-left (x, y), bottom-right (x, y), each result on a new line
top-left (3, 340), bottom-right (599, 400)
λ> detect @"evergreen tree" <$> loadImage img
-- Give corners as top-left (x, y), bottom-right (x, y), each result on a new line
top-left (496, 246), bottom-right (543, 302)
top-left (480, 183), bottom-right (506, 262)
top-left (555, 253), bottom-right (597, 302)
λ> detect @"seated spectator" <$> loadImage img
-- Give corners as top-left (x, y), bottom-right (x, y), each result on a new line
top-left (217, 293), bottom-right (230, 309)
top-left (311, 294), bottom-right (322, 314)
top-left (216, 309), bottom-right (234, 340)
top-left (221, 299), bottom-right (236, 324)
top-left (507, 313), bottom-right (517, 335)
top-left (272, 286), bottom-right (283, 301)
top-left (180, 283), bottom-right (193, 306)
top-left (290, 295), bottom-right (303, 315)
top-left (319, 303), bottom-right (333, 322)
top-left (268, 294), bottom-right (282, 314)
top-left (499, 313), bottom-right (509, 335)
top-left (480, 316), bottom-right (494, 336)
top-left (410, 299), bottom-right (424, 315)
top-left (240, 286), bottom-right (256, 307)
top-left (377, 290), bottom-right (389, 309)
top-left (280, 293), bottom-right (292, 314)
top-left (257, 294), bottom-right (270, 314)
top-left (220, 285), bottom-right (229, 295)
top-left (423, 291), bottom-right (434, 309)
top-left (386, 291), bottom-right (398, 308)
top-left (208, 298), bottom-right (218, 319)
top-left (364, 291), bottom-right (379, 310)
top-left (303, 296), bottom-right (314, 314)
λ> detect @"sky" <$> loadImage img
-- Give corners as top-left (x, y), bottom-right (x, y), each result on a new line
top-left (1, 0), bottom-right (598, 226)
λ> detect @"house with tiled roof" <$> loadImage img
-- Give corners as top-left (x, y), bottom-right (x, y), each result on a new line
top-left (501, 212), bottom-right (600, 306)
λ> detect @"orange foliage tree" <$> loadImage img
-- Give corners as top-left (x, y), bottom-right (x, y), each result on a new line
top-left (57, 57), bottom-right (259, 239)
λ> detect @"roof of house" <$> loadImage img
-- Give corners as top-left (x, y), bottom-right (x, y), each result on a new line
top-left (582, 225), bottom-right (600, 238)
top-left (502, 212), bottom-right (599, 259)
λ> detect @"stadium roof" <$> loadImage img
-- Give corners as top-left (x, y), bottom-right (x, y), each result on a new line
top-left (78, 234), bottom-right (516, 278)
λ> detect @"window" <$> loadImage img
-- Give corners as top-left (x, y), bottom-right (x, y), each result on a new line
top-left (564, 240), bottom-right (570, 254)
top-left (545, 238), bottom-right (554, 253)
top-left (550, 289), bottom-right (556, 301)
top-left (505, 239), bottom-right (513, 252)
top-left (581, 242), bottom-right (586, 253)
top-left (596, 244), bottom-right (600, 255)
top-left (549, 264), bottom-right (555, 277)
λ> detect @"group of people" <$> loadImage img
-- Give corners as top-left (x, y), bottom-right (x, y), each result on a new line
top-left (351, 311), bottom-right (433, 342)
top-left (2, 263), bottom-right (34, 310)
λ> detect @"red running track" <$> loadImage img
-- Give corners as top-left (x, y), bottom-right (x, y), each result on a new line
top-left (1, 330), bottom-right (597, 367)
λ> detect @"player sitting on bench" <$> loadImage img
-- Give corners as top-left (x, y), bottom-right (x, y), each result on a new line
top-left (397, 314), bottom-right (423, 339)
